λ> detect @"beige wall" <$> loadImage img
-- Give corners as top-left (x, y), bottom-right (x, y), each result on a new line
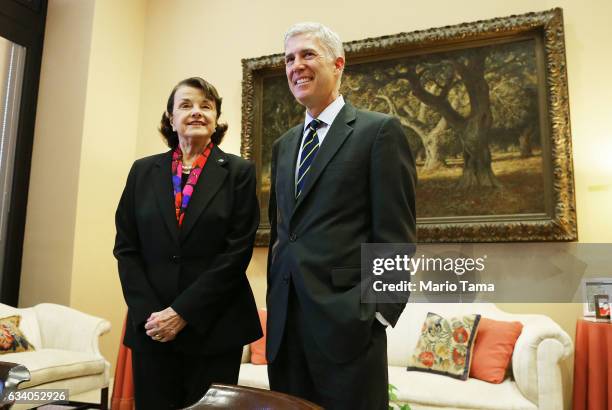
top-left (20, 0), bottom-right (96, 307)
top-left (21, 0), bottom-right (147, 372)
top-left (68, 0), bottom-right (148, 371)
top-left (20, 0), bottom-right (612, 407)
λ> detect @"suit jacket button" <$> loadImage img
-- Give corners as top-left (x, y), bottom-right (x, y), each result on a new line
top-left (289, 233), bottom-right (297, 242)
top-left (171, 255), bottom-right (181, 263)
top-left (282, 275), bottom-right (290, 284)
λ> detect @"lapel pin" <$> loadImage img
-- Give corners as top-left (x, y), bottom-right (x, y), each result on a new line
top-left (218, 158), bottom-right (225, 163)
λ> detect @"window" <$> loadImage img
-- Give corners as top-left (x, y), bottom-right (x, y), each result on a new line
top-left (0, 37), bottom-right (26, 282)
top-left (0, 0), bottom-right (47, 304)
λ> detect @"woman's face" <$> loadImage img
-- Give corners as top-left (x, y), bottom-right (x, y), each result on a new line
top-left (170, 86), bottom-right (217, 144)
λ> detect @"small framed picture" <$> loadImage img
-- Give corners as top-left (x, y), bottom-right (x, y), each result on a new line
top-left (594, 295), bottom-right (610, 320)
top-left (583, 278), bottom-right (612, 316)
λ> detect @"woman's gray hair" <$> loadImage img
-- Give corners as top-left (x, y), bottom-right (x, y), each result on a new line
top-left (284, 22), bottom-right (345, 60)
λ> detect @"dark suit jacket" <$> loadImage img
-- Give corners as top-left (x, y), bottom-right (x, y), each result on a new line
top-left (114, 145), bottom-right (262, 354)
top-left (267, 103), bottom-right (416, 364)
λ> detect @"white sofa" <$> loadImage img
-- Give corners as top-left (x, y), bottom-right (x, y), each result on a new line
top-left (0, 303), bottom-right (111, 409)
top-left (239, 303), bottom-right (573, 410)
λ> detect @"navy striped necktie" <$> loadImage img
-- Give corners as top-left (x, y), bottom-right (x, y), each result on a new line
top-left (296, 118), bottom-right (323, 198)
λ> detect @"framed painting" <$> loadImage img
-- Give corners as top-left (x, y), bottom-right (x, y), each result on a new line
top-left (241, 8), bottom-right (576, 245)
top-left (583, 278), bottom-right (612, 317)
top-left (594, 295), bottom-right (610, 320)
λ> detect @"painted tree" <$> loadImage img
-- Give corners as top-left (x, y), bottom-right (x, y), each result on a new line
top-left (343, 65), bottom-right (457, 172)
top-left (486, 45), bottom-right (539, 158)
top-left (401, 49), bottom-right (501, 188)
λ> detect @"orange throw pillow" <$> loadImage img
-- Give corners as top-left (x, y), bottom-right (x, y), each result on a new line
top-left (250, 309), bottom-right (267, 365)
top-left (470, 317), bottom-right (523, 383)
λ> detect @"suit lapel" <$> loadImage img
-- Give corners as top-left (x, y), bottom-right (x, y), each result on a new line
top-left (179, 145), bottom-right (228, 242)
top-left (153, 152), bottom-right (180, 245)
top-left (278, 125), bottom-right (303, 212)
top-left (285, 123), bottom-right (304, 209)
top-left (293, 103), bottom-right (357, 212)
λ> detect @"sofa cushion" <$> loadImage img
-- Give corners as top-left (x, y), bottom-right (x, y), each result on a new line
top-left (387, 303), bottom-right (504, 367)
top-left (2, 348), bottom-right (106, 387)
top-left (389, 366), bottom-right (537, 409)
top-left (407, 312), bottom-right (480, 380)
top-left (0, 316), bottom-right (35, 354)
top-left (470, 317), bottom-right (523, 383)
top-left (239, 363), bottom-right (539, 410)
top-left (239, 363), bottom-right (269, 389)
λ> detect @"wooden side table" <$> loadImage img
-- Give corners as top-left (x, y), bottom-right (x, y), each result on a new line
top-left (572, 318), bottom-right (612, 410)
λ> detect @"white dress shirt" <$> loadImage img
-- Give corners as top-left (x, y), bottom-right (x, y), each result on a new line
top-left (294, 95), bottom-right (346, 190)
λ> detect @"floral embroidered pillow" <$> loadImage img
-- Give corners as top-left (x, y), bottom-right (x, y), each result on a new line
top-left (407, 312), bottom-right (480, 380)
top-left (0, 315), bottom-right (35, 354)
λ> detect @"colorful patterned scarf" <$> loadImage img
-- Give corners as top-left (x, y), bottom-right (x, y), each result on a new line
top-left (171, 142), bottom-right (213, 227)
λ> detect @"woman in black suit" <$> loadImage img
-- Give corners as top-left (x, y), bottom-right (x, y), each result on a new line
top-left (114, 77), bottom-right (262, 409)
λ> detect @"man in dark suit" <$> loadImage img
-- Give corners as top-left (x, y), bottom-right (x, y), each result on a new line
top-left (267, 22), bottom-right (417, 409)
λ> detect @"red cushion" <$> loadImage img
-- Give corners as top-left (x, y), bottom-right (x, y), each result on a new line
top-left (250, 309), bottom-right (267, 365)
top-left (470, 317), bottom-right (523, 383)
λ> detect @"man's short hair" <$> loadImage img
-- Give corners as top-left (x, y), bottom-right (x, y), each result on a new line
top-left (284, 22), bottom-right (345, 61)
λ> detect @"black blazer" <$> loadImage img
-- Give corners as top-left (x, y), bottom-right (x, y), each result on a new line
top-left (267, 103), bottom-right (416, 363)
top-left (114, 145), bottom-right (262, 354)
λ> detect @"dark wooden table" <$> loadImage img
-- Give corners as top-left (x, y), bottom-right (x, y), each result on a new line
top-left (183, 383), bottom-right (323, 410)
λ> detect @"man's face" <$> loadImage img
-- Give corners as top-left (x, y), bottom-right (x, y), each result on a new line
top-left (284, 33), bottom-right (344, 116)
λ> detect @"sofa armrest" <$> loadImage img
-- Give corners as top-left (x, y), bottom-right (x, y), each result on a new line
top-left (32, 303), bottom-right (111, 356)
top-left (241, 344), bottom-right (251, 364)
top-left (511, 315), bottom-right (572, 410)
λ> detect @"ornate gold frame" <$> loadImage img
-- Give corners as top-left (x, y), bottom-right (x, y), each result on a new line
top-left (241, 8), bottom-right (576, 245)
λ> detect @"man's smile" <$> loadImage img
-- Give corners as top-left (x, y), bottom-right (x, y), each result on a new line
top-left (294, 77), bottom-right (313, 86)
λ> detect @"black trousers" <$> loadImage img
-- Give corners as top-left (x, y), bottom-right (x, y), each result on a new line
top-left (131, 346), bottom-right (243, 410)
top-left (268, 283), bottom-right (389, 410)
